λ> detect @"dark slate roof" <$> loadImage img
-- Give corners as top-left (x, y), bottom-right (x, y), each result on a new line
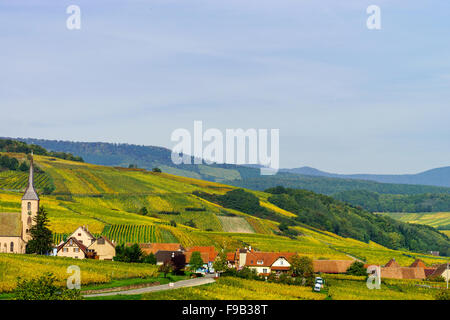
top-left (155, 250), bottom-right (185, 263)
top-left (22, 155), bottom-right (39, 201)
top-left (0, 212), bottom-right (22, 237)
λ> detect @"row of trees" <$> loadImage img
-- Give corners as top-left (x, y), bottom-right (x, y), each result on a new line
top-left (0, 155), bottom-right (30, 172)
top-left (0, 139), bottom-right (84, 162)
top-left (333, 189), bottom-right (450, 213)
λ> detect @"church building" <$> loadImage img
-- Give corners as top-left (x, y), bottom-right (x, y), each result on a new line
top-left (0, 154), bottom-right (39, 253)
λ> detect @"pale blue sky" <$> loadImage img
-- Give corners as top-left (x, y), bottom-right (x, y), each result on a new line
top-left (1, 0), bottom-right (449, 173)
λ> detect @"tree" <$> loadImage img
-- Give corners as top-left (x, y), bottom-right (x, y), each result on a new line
top-left (114, 243), bottom-right (143, 263)
top-left (18, 161), bottom-right (29, 172)
top-left (152, 167), bottom-right (162, 173)
top-left (171, 254), bottom-right (186, 275)
top-left (15, 273), bottom-right (82, 300)
top-left (289, 255), bottom-right (314, 285)
top-left (213, 251), bottom-right (229, 273)
top-left (346, 261), bottom-right (367, 276)
top-left (142, 252), bottom-right (156, 264)
top-left (138, 207), bottom-right (148, 216)
top-left (185, 219), bottom-right (196, 228)
top-left (158, 261), bottom-right (173, 278)
top-left (189, 251), bottom-right (204, 272)
top-left (26, 206), bottom-right (53, 255)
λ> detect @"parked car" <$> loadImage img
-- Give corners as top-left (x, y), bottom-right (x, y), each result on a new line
top-left (313, 283), bottom-right (322, 292)
top-left (315, 277), bottom-right (324, 286)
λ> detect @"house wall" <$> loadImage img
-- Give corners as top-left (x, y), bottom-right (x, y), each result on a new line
top-left (272, 258), bottom-right (290, 268)
top-left (69, 227), bottom-right (95, 247)
top-left (249, 266), bottom-right (271, 274)
top-left (89, 240), bottom-right (115, 260)
top-left (57, 242), bottom-right (86, 259)
top-left (0, 237), bottom-right (26, 254)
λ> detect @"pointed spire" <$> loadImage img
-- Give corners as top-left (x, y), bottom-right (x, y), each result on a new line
top-left (22, 151), bottom-right (39, 201)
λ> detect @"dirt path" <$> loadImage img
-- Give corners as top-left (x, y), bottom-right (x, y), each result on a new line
top-left (83, 276), bottom-right (215, 298)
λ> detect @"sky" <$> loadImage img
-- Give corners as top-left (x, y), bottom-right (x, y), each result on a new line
top-left (1, 0), bottom-right (449, 174)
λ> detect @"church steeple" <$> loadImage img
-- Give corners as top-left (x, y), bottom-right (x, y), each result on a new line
top-left (22, 151), bottom-right (39, 201)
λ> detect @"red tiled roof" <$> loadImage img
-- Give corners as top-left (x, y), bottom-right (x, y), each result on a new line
top-left (226, 252), bottom-right (237, 262)
top-left (424, 268), bottom-right (436, 278)
top-left (313, 260), bottom-right (354, 274)
top-left (138, 243), bottom-right (183, 255)
top-left (185, 251), bottom-right (210, 264)
top-left (57, 237), bottom-right (89, 255)
top-left (245, 252), bottom-right (296, 267)
top-left (410, 259), bottom-right (426, 268)
top-left (186, 246), bottom-right (218, 262)
top-left (384, 258), bottom-right (400, 268)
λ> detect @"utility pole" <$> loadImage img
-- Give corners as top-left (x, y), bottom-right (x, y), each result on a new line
top-left (447, 261), bottom-right (449, 290)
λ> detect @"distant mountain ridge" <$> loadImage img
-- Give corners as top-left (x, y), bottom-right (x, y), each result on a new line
top-left (281, 166), bottom-right (450, 188)
top-left (7, 138), bottom-right (450, 195)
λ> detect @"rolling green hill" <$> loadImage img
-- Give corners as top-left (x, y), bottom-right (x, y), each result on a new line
top-left (0, 148), bottom-right (448, 264)
top-left (10, 138), bottom-right (450, 196)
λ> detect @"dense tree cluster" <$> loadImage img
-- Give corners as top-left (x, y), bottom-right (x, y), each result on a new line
top-left (266, 186), bottom-right (450, 256)
top-left (0, 139), bottom-right (83, 162)
top-left (333, 189), bottom-right (450, 213)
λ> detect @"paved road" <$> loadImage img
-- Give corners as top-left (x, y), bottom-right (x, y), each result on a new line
top-left (83, 276), bottom-right (216, 298)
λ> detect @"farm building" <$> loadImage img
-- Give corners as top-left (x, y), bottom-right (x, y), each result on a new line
top-left (185, 246), bottom-right (218, 273)
top-left (313, 260), bottom-right (354, 274)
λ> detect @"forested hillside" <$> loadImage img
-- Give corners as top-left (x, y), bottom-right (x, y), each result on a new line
top-left (264, 186), bottom-right (450, 256)
top-left (225, 173), bottom-right (450, 195)
top-left (333, 190), bottom-right (450, 213)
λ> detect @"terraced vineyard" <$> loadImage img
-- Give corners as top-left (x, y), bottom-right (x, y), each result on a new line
top-left (101, 224), bottom-right (177, 244)
top-left (0, 171), bottom-right (53, 191)
top-left (384, 212), bottom-right (450, 228)
top-left (0, 153), bottom-right (448, 268)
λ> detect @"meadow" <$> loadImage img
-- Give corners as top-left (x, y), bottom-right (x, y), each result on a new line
top-left (0, 253), bottom-right (158, 293)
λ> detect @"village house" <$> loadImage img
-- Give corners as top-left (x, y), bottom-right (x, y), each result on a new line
top-left (56, 226), bottom-right (115, 260)
top-left (313, 260), bottom-right (354, 274)
top-left (56, 237), bottom-right (93, 259)
top-left (226, 247), bottom-right (356, 276)
top-left (185, 246), bottom-right (218, 273)
top-left (155, 250), bottom-right (185, 265)
top-left (0, 153), bottom-right (39, 254)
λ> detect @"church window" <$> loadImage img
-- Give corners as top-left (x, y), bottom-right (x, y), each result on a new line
top-left (10, 242), bottom-right (14, 252)
top-left (27, 202), bottom-right (31, 211)
top-left (98, 238), bottom-right (105, 245)
top-left (27, 217), bottom-right (32, 225)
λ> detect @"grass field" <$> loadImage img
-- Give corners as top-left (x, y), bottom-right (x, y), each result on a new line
top-left (143, 277), bottom-right (327, 300)
top-left (384, 212), bottom-right (450, 228)
top-left (0, 253), bottom-right (158, 293)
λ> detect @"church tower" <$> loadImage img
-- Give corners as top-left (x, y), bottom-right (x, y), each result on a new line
top-left (21, 152), bottom-right (40, 243)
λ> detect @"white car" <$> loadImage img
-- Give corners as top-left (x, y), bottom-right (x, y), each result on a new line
top-left (313, 283), bottom-right (322, 292)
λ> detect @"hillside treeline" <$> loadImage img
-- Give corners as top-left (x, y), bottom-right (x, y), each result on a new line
top-left (225, 173), bottom-right (450, 195)
top-left (333, 190), bottom-right (450, 213)
top-left (0, 139), bottom-right (84, 162)
top-left (265, 186), bottom-right (450, 256)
